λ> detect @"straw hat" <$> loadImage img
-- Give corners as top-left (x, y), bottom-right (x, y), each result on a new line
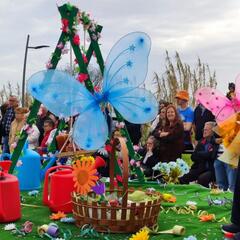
top-left (175, 90), bottom-right (189, 101)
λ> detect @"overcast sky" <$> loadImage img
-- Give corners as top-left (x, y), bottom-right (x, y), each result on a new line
top-left (1, 0), bottom-right (240, 96)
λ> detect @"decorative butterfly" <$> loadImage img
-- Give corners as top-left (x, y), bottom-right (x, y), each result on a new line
top-left (27, 32), bottom-right (158, 150)
top-left (195, 75), bottom-right (240, 123)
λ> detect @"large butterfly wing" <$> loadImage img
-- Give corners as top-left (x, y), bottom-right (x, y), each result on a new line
top-left (235, 74), bottom-right (240, 101)
top-left (72, 106), bottom-right (108, 150)
top-left (27, 70), bottom-right (95, 118)
top-left (107, 87), bottom-right (158, 123)
top-left (195, 87), bottom-right (235, 122)
top-left (102, 32), bottom-right (151, 93)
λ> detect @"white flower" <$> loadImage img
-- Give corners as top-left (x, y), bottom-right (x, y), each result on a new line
top-left (16, 160), bottom-right (23, 167)
top-left (168, 161), bottom-right (177, 169)
top-left (4, 223), bottom-right (16, 231)
top-left (186, 201), bottom-right (197, 206)
top-left (97, 148), bottom-right (108, 157)
top-left (152, 162), bottom-right (161, 171)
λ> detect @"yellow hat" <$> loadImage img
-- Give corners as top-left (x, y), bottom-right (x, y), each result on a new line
top-left (175, 90), bottom-right (189, 101)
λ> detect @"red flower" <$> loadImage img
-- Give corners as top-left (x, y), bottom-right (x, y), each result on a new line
top-left (82, 54), bottom-right (88, 64)
top-left (73, 34), bottom-right (80, 45)
top-left (105, 144), bottom-right (112, 153)
top-left (74, 58), bottom-right (78, 64)
top-left (77, 73), bottom-right (88, 83)
top-left (61, 18), bottom-right (69, 32)
top-left (116, 175), bottom-right (123, 183)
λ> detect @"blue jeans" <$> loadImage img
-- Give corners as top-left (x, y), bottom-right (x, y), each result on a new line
top-left (2, 136), bottom-right (10, 154)
top-left (214, 159), bottom-right (237, 191)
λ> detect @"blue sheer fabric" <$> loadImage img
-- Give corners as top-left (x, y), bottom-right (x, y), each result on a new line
top-left (27, 32), bottom-right (158, 150)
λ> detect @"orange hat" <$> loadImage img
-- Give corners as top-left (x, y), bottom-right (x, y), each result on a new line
top-left (175, 90), bottom-right (189, 101)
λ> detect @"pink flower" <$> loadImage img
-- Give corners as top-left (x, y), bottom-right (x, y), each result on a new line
top-left (11, 142), bottom-right (17, 150)
top-left (21, 221), bottom-right (33, 233)
top-left (57, 42), bottom-right (64, 49)
top-left (73, 34), bottom-right (80, 45)
top-left (136, 161), bottom-right (141, 167)
top-left (16, 160), bottom-right (23, 167)
top-left (116, 122), bottom-right (125, 129)
top-left (46, 61), bottom-right (53, 69)
top-left (77, 73), bottom-right (88, 83)
top-left (94, 86), bottom-right (100, 92)
top-left (26, 128), bottom-right (34, 135)
top-left (133, 145), bottom-right (140, 151)
top-left (61, 48), bottom-right (69, 54)
top-left (130, 159), bottom-right (136, 166)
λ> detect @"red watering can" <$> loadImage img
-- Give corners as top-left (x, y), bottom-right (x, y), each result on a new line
top-left (43, 165), bottom-right (74, 213)
top-left (0, 168), bottom-right (21, 222)
top-left (0, 153), bottom-right (12, 173)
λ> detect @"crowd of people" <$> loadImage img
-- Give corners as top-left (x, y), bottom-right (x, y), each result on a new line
top-left (0, 85), bottom-right (237, 192)
top-left (137, 88), bottom-right (237, 191)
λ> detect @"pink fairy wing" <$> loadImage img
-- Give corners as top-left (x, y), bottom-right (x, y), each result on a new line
top-left (235, 74), bottom-right (240, 101)
top-left (195, 87), bottom-right (235, 122)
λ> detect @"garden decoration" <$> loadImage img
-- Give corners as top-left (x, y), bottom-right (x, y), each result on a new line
top-left (10, 3), bottom-right (150, 183)
top-left (27, 32), bottom-right (158, 150)
top-left (195, 77), bottom-right (240, 167)
top-left (71, 136), bottom-right (162, 233)
top-left (43, 166), bottom-right (75, 213)
top-left (0, 167), bottom-right (21, 222)
top-left (152, 158), bottom-right (190, 184)
top-left (14, 142), bottom-right (56, 190)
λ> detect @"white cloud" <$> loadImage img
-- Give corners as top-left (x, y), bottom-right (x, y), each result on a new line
top-left (0, 0), bottom-right (240, 97)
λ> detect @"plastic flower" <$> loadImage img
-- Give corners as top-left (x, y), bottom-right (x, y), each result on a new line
top-left (79, 156), bottom-right (95, 165)
top-left (57, 42), bottom-right (64, 49)
top-left (129, 228), bottom-right (149, 240)
top-left (73, 34), bottom-right (80, 45)
top-left (199, 214), bottom-right (215, 222)
top-left (4, 223), bottom-right (16, 231)
top-left (46, 61), bottom-right (53, 69)
top-left (21, 221), bottom-right (33, 233)
top-left (82, 54), bottom-right (88, 63)
top-left (61, 48), bottom-right (69, 54)
top-left (162, 193), bottom-right (176, 203)
top-left (50, 211), bottom-right (66, 220)
top-left (183, 236), bottom-right (197, 240)
top-left (73, 160), bottom-right (98, 195)
top-left (77, 73), bottom-right (88, 83)
top-left (168, 161), bottom-right (177, 169)
top-left (61, 18), bottom-right (69, 32)
top-left (92, 182), bottom-right (105, 195)
top-left (176, 158), bottom-right (190, 176)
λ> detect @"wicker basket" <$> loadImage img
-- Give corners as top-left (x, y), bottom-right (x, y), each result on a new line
top-left (72, 137), bottom-right (162, 233)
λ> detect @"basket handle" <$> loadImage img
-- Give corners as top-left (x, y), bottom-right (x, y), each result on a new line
top-left (109, 136), bottom-right (129, 208)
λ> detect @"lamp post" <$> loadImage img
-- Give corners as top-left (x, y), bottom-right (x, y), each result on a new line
top-left (22, 34), bottom-right (50, 106)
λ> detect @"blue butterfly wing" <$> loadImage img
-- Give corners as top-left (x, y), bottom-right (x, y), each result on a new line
top-left (102, 32), bottom-right (151, 93)
top-left (102, 32), bottom-right (157, 123)
top-left (27, 70), bottom-right (95, 118)
top-left (108, 87), bottom-right (158, 123)
top-left (72, 106), bottom-right (108, 150)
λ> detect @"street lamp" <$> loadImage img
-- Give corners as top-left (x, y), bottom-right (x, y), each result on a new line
top-left (22, 34), bottom-right (50, 106)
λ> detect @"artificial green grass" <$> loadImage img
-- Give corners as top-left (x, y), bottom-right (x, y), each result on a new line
top-left (0, 183), bottom-right (232, 240)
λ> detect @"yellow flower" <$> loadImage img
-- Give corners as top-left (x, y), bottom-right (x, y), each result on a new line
top-left (73, 159), bottom-right (98, 195)
top-left (129, 228), bottom-right (149, 240)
